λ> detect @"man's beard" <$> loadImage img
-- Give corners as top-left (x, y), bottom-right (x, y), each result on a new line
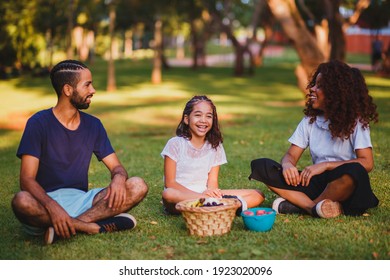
top-left (70, 89), bottom-right (90, 110)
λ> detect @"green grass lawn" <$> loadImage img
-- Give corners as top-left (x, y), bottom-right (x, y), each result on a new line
top-left (0, 55), bottom-right (389, 260)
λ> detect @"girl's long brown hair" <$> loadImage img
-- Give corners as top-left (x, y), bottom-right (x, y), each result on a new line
top-left (176, 95), bottom-right (223, 149)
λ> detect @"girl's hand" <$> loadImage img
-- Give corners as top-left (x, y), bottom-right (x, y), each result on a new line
top-left (282, 162), bottom-right (301, 186)
top-left (300, 162), bottom-right (328, 186)
top-left (202, 188), bottom-right (222, 198)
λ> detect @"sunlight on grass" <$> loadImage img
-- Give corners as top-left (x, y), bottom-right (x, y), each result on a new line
top-left (1, 61), bottom-right (388, 135)
top-left (0, 81), bottom-right (55, 119)
top-left (89, 79), bottom-right (302, 127)
top-left (365, 76), bottom-right (390, 87)
top-left (96, 82), bottom-right (190, 100)
top-left (0, 57), bottom-right (389, 260)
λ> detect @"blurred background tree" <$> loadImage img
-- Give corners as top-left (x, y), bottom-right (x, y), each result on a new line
top-left (0, 0), bottom-right (389, 91)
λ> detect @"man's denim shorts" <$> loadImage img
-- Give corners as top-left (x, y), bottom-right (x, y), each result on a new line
top-left (22, 187), bottom-right (104, 236)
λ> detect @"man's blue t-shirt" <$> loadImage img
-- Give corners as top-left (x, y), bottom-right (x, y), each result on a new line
top-left (17, 108), bottom-right (114, 193)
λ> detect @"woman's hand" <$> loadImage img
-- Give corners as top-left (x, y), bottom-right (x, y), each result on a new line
top-left (282, 162), bottom-right (301, 186)
top-left (299, 162), bottom-right (328, 186)
top-left (281, 144), bottom-right (305, 186)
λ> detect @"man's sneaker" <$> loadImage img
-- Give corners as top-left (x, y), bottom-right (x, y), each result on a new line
top-left (222, 195), bottom-right (247, 216)
top-left (44, 227), bottom-right (57, 245)
top-left (97, 213), bottom-right (137, 233)
top-left (272, 197), bottom-right (305, 214)
top-left (313, 199), bottom-right (343, 218)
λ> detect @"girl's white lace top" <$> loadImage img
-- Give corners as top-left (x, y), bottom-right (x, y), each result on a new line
top-left (161, 136), bottom-right (227, 193)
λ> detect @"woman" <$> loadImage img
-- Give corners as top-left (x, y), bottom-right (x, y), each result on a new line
top-left (249, 60), bottom-right (379, 218)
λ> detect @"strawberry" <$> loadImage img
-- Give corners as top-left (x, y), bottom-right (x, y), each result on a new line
top-left (243, 210), bottom-right (254, 216)
top-left (256, 210), bottom-right (266, 215)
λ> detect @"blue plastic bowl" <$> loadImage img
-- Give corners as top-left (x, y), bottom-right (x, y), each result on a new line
top-left (241, 207), bottom-right (276, 232)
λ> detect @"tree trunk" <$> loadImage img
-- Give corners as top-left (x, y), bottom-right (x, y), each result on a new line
top-left (107, 3), bottom-right (116, 92)
top-left (45, 29), bottom-right (54, 68)
top-left (176, 35), bottom-right (185, 59)
top-left (88, 25), bottom-right (98, 65)
top-left (381, 45), bottom-right (390, 76)
top-left (190, 20), bottom-right (199, 69)
top-left (234, 46), bottom-right (245, 76)
top-left (256, 24), bottom-right (273, 66)
top-left (324, 0), bottom-right (345, 61)
top-left (190, 19), bottom-right (207, 69)
top-left (79, 30), bottom-right (90, 62)
top-left (266, 0), bottom-right (325, 93)
top-left (151, 19), bottom-right (162, 84)
top-left (66, 0), bottom-right (75, 59)
top-left (124, 30), bottom-right (133, 58)
top-left (251, 0), bottom-right (273, 67)
top-left (348, 0), bottom-right (371, 25)
top-left (209, 9), bottom-right (252, 76)
top-left (161, 35), bottom-right (170, 70)
top-left (224, 26), bottom-right (246, 76)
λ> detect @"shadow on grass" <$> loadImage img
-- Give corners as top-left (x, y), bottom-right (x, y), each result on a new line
top-left (1, 58), bottom-right (389, 260)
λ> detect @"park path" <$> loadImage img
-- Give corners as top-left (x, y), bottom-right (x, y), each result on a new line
top-left (168, 46), bottom-right (284, 67)
top-left (168, 45), bottom-right (372, 71)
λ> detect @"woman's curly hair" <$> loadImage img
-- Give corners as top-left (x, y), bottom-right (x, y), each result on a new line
top-left (176, 95), bottom-right (223, 149)
top-left (304, 60), bottom-right (378, 139)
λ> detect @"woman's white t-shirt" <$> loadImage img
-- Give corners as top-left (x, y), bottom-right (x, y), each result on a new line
top-left (161, 136), bottom-right (227, 193)
top-left (288, 116), bottom-right (372, 164)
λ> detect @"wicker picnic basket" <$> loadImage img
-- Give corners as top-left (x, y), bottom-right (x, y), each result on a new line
top-left (175, 198), bottom-right (241, 237)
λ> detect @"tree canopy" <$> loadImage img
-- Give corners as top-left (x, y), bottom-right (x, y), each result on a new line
top-left (0, 0), bottom-right (388, 85)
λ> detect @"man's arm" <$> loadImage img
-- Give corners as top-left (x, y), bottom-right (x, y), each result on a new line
top-left (20, 154), bottom-right (76, 238)
top-left (101, 153), bottom-right (128, 210)
top-left (20, 155), bottom-right (53, 208)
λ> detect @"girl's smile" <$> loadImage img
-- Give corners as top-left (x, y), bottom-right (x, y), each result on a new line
top-left (184, 101), bottom-right (213, 143)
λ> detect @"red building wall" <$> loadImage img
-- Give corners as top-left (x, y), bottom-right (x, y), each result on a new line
top-left (346, 34), bottom-right (390, 54)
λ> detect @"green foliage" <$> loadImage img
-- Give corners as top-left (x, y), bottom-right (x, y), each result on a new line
top-left (1, 0), bottom-right (42, 68)
top-left (0, 58), bottom-right (389, 260)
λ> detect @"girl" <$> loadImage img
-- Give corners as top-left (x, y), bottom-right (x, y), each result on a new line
top-left (250, 60), bottom-right (379, 218)
top-left (161, 95), bottom-right (264, 214)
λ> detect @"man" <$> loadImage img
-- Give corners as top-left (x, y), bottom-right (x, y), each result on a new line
top-left (11, 60), bottom-right (148, 245)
